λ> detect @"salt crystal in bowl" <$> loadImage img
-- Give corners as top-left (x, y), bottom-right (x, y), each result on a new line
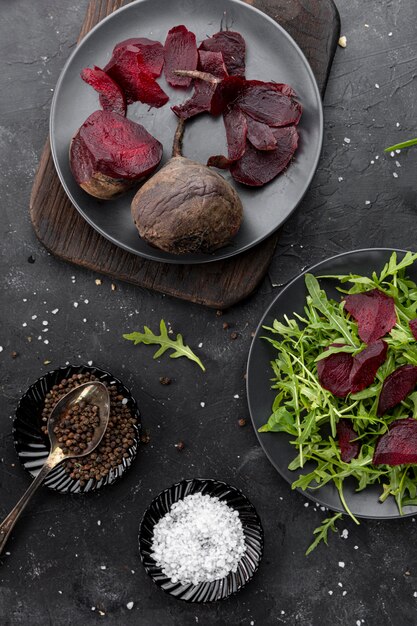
top-left (138, 478), bottom-right (264, 602)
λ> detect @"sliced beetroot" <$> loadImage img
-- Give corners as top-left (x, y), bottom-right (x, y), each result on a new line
top-left (199, 31), bottom-right (246, 77)
top-left (112, 38), bottom-right (164, 77)
top-left (410, 319), bottom-right (417, 341)
top-left (344, 289), bottom-right (397, 344)
top-left (337, 420), bottom-right (360, 462)
top-left (230, 126), bottom-right (299, 187)
top-left (246, 117), bottom-right (277, 151)
top-left (317, 347), bottom-right (354, 398)
top-left (207, 106), bottom-right (247, 169)
top-left (238, 81), bottom-right (302, 127)
top-left (171, 51), bottom-right (228, 120)
top-left (70, 110), bottom-right (163, 198)
top-left (349, 340), bottom-right (388, 394)
top-left (81, 66), bottom-right (126, 117)
top-left (377, 364), bottom-right (417, 416)
top-left (373, 418), bottom-right (417, 465)
top-left (210, 75), bottom-right (246, 115)
top-left (105, 46), bottom-right (168, 107)
top-left (164, 25), bottom-right (198, 87)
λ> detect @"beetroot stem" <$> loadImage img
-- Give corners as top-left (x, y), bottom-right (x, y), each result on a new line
top-left (172, 118), bottom-right (185, 157)
top-left (173, 69), bottom-right (220, 84)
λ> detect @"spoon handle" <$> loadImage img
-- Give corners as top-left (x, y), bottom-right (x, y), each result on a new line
top-left (0, 451), bottom-right (62, 556)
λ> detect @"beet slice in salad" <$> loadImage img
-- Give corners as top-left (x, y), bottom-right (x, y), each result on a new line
top-left (199, 30), bottom-right (246, 77)
top-left (344, 289), bottom-right (397, 344)
top-left (373, 418), bottom-right (417, 465)
top-left (317, 347), bottom-right (354, 398)
top-left (349, 340), bottom-right (388, 394)
top-left (81, 66), bottom-right (126, 116)
top-left (337, 420), bottom-right (360, 462)
top-left (410, 319), bottom-right (417, 341)
top-left (164, 25), bottom-right (198, 87)
top-left (377, 364), bottom-right (417, 416)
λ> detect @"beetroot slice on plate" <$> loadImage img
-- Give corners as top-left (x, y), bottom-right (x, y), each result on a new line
top-left (373, 418), bottom-right (417, 465)
top-left (207, 106), bottom-right (247, 169)
top-left (171, 50), bottom-right (228, 120)
top-left (105, 46), bottom-right (169, 107)
top-left (317, 346), bottom-right (354, 398)
top-left (230, 126), bottom-right (299, 187)
top-left (377, 364), bottom-right (417, 416)
top-left (410, 319), bottom-right (417, 341)
top-left (238, 82), bottom-right (302, 127)
top-left (112, 37), bottom-right (164, 77)
top-left (199, 30), bottom-right (246, 77)
top-left (81, 66), bottom-right (126, 116)
top-left (164, 25), bottom-right (198, 87)
top-left (344, 289), bottom-right (397, 344)
top-left (349, 340), bottom-right (388, 394)
top-left (246, 117), bottom-right (277, 151)
top-left (70, 110), bottom-right (163, 197)
top-left (337, 420), bottom-right (360, 462)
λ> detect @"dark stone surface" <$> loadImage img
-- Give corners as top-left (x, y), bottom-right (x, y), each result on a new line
top-left (1, 1), bottom-right (417, 625)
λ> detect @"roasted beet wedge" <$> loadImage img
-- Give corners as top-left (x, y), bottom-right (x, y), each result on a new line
top-left (199, 30), bottom-right (246, 77)
top-left (317, 347), bottom-right (354, 398)
top-left (112, 37), bottom-right (164, 77)
top-left (377, 364), bottom-right (417, 416)
top-left (207, 106), bottom-right (247, 169)
top-left (81, 66), bottom-right (126, 116)
top-left (105, 46), bottom-right (168, 107)
top-left (70, 110), bottom-right (163, 200)
top-left (373, 418), bottom-right (417, 465)
top-left (337, 420), bottom-right (360, 462)
top-left (230, 126), bottom-right (299, 187)
top-left (349, 340), bottom-right (388, 394)
top-left (238, 81), bottom-right (302, 127)
top-left (246, 117), bottom-right (277, 151)
top-left (171, 51), bottom-right (228, 120)
top-left (164, 25), bottom-right (198, 87)
top-left (410, 319), bottom-right (417, 341)
top-left (344, 289), bottom-right (397, 344)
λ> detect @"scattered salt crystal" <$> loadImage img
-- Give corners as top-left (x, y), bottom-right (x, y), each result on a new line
top-left (23, 298), bottom-right (27, 302)
top-left (100, 565), bottom-right (106, 570)
top-left (0, 347), bottom-right (3, 353)
top-left (73, 302), bottom-right (78, 308)
top-left (97, 520), bottom-right (101, 526)
top-left (356, 621), bottom-right (361, 626)
top-left (52, 309), bottom-right (59, 314)
top-left (304, 502), bottom-right (309, 507)
top-left (338, 561), bottom-right (345, 568)
top-left (370, 160), bottom-right (375, 164)
top-left (87, 360), bottom-right (93, 366)
top-left (31, 315), bottom-right (37, 320)
top-left (233, 394), bottom-right (239, 399)
top-left (338, 582), bottom-right (343, 587)
top-left (328, 590), bottom-right (333, 595)
top-left (354, 545), bottom-right (359, 549)
top-left (341, 529), bottom-right (349, 539)
top-left (343, 137), bottom-right (351, 144)
top-left (414, 591), bottom-right (417, 598)
top-left (375, 83), bottom-right (380, 88)
top-left (393, 172), bottom-right (398, 178)
top-left (375, 155), bottom-right (379, 159)
top-left (200, 402), bottom-right (205, 408)
top-left (338, 35), bottom-right (347, 48)
top-left (198, 342), bottom-right (203, 348)
top-left (151, 492), bottom-right (246, 585)
top-left (342, 590), bottom-right (347, 596)
top-left (396, 123), bottom-right (400, 128)
top-left (126, 602), bottom-right (134, 610)
top-left (58, 590), bottom-right (62, 594)
top-left (44, 340), bottom-right (49, 345)
top-left (395, 161), bottom-right (401, 167)
top-left (83, 318), bottom-right (87, 323)
top-left (42, 321), bottom-right (48, 326)
top-left (338, 176), bottom-right (344, 182)
top-left (281, 611), bottom-right (285, 615)
top-left (390, 151), bottom-right (395, 157)
top-left (22, 323), bottom-right (27, 327)
top-left (388, 31), bottom-right (392, 36)
top-left (84, 299), bottom-right (89, 304)
top-left (364, 24), bottom-right (369, 28)
top-left (365, 201), bottom-right (371, 206)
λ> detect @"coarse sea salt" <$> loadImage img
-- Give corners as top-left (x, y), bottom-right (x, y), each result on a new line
top-left (150, 492), bottom-right (246, 586)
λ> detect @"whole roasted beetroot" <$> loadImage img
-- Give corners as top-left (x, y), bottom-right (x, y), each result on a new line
top-left (70, 110), bottom-right (163, 199)
top-left (131, 120), bottom-right (243, 254)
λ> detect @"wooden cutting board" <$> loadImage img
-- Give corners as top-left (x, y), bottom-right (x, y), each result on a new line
top-left (29, 0), bottom-right (340, 309)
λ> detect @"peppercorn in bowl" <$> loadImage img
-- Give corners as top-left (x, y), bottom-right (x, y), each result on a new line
top-left (13, 364), bottom-right (140, 493)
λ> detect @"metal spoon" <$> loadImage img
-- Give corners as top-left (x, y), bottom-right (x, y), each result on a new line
top-left (0, 381), bottom-right (110, 556)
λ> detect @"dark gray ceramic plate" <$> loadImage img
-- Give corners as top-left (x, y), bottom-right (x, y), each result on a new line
top-left (50, 0), bottom-right (323, 265)
top-left (247, 248), bottom-right (417, 519)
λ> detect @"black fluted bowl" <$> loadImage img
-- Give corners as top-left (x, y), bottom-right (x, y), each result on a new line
top-left (139, 478), bottom-right (263, 602)
top-left (13, 364), bottom-right (141, 493)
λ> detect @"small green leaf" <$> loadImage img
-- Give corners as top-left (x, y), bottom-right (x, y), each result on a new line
top-left (305, 513), bottom-right (343, 555)
top-left (384, 137), bottom-right (417, 152)
top-left (258, 407), bottom-right (296, 434)
top-left (123, 319), bottom-right (205, 371)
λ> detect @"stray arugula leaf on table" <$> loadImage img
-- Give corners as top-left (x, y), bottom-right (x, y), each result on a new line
top-left (123, 319), bottom-right (205, 371)
top-left (259, 251), bottom-right (417, 552)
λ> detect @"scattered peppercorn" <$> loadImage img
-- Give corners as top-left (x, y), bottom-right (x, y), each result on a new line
top-left (216, 310), bottom-right (223, 317)
top-left (230, 332), bottom-right (239, 340)
top-left (175, 441), bottom-right (185, 451)
top-left (238, 418), bottom-right (247, 427)
top-left (11, 351), bottom-right (18, 359)
top-left (40, 372), bottom-right (137, 484)
top-left (222, 322), bottom-right (229, 330)
top-left (27, 255), bottom-right (35, 264)
top-left (159, 376), bottom-right (172, 386)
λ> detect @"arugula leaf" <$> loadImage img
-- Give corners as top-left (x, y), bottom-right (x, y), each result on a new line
top-left (123, 319), bottom-right (205, 371)
top-left (384, 138), bottom-right (417, 152)
top-left (305, 513), bottom-right (343, 555)
top-left (258, 407), bottom-right (296, 434)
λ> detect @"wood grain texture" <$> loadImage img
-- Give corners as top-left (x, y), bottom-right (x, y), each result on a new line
top-left (29, 0), bottom-right (340, 309)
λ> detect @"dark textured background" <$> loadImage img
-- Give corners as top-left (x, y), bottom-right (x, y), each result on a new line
top-left (1, 1), bottom-right (417, 625)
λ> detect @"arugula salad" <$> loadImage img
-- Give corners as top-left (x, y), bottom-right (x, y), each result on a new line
top-left (259, 251), bottom-right (417, 551)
